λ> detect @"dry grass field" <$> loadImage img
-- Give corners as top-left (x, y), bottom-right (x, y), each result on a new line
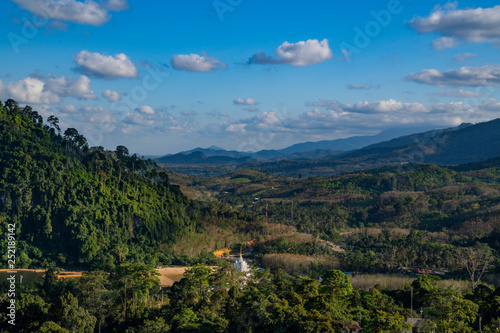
top-left (0, 267), bottom-right (194, 287)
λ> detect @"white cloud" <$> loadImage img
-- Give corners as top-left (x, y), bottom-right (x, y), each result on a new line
top-left (125, 113), bottom-right (154, 126)
top-left (0, 74), bottom-right (95, 104)
top-left (171, 53), bottom-right (227, 72)
top-left (406, 65), bottom-right (500, 87)
top-left (225, 124), bottom-right (246, 133)
top-left (44, 74), bottom-right (96, 100)
top-left (233, 98), bottom-right (259, 105)
top-left (74, 51), bottom-right (138, 79)
top-left (410, 4), bottom-right (500, 47)
top-left (310, 99), bottom-right (429, 114)
top-left (346, 100), bottom-right (428, 114)
top-left (253, 112), bottom-right (283, 130)
top-left (430, 90), bottom-right (482, 98)
top-left (0, 77), bottom-right (59, 104)
top-left (136, 105), bottom-right (155, 115)
top-left (203, 97), bottom-right (500, 148)
top-left (432, 37), bottom-right (459, 50)
top-left (9, 0), bottom-right (121, 26)
top-left (104, 0), bottom-right (129, 11)
top-left (249, 39), bottom-right (333, 66)
top-left (102, 89), bottom-right (121, 102)
top-left (453, 53), bottom-right (479, 62)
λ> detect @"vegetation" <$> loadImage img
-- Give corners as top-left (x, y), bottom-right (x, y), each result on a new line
top-left (0, 99), bottom-right (254, 269)
top-left (1, 265), bottom-right (499, 332)
top-left (0, 100), bottom-right (499, 331)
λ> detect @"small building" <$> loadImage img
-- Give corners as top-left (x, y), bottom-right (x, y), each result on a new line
top-left (234, 254), bottom-right (251, 275)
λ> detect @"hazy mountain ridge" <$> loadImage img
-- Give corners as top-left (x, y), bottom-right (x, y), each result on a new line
top-left (156, 126), bottom-right (438, 165)
top-left (249, 118), bottom-right (500, 176)
top-left (155, 120), bottom-right (500, 176)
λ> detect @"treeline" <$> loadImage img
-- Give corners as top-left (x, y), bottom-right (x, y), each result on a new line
top-left (0, 99), bottom-right (233, 269)
top-left (1, 265), bottom-right (500, 332)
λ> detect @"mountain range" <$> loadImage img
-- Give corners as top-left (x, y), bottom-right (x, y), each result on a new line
top-left (156, 126), bottom-right (436, 164)
top-left (156, 119), bottom-right (500, 176)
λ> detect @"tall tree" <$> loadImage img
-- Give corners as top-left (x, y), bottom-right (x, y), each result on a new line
top-left (116, 145), bottom-right (129, 182)
top-left (457, 244), bottom-right (495, 289)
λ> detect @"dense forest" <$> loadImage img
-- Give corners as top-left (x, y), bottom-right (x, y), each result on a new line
top-left (0, 99), bottom-right (246, 270)
top-left (1, 264), bottom-right (500, 332)
top-left (0, 99), bottom-right (499, 332)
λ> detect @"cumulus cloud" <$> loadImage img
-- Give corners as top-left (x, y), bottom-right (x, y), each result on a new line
top-left (429, 89), bottom-right (482, 98)
top-left (311, 99), bottom-right (429, 115)
top-left (0, 74), bottom-right (96, 104)
top-left (249, 39), bottom-right (333, 66)
top-left (171, 53), bottom-right (227, 72)
top-left (294, 98), bottom-right (494, 132)
top-left (74, 51), bottom-right (138, 79)
top-left (409, 4), bottom-right (500, 47)
top-left (225, 124), bottom-right (246, 133)
top-left (136, 105), bottom-right (155, 115)
top-left (10, 0), bottom-right (128, 26)
top-left (102, 89), bottom-right (121, 102)
top-left (125, 113), bottom-right (154, 126)
top-left (203, 96), bottom-right (500, 148)
top-left (44, 75), bottom-right (96, 100)
top-left (233, 98), bottom-right (259, 105)
top-left (0, 77), bottom-right (59, 104)
top-left (406, 65), bottom-right (500, 87)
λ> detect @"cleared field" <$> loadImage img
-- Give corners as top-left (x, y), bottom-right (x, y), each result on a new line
top-left (0, 269), bottom-right (46, 284)
top-left (0, 267), bottom-right (206, 287)
top-left (0, 269), bottom-right (86, 284)
top-left (156, 267), bottom-right (189, 286)
top-left (349, 274), bottom-right (472, 292)
top-left (349, 274), bottom-right (415, 290)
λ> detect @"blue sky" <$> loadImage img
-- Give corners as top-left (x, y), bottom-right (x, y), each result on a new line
top-left (1, 0), bottom-right (499, 154)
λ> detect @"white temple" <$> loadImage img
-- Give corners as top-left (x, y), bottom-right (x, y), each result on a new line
top-left (234, 254), bottom-right (250, 275)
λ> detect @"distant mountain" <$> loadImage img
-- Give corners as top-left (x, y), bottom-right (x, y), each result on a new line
top-left (156, 126), bottom-right (436, 165)
top-left (248, 119), bottom-right (500, 176)
top-left (156, 151), bottom-right (254, 165)
top-left (276, 126), bottom-right (435, 155)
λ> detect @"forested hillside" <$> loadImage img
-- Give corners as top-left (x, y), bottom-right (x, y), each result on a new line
top-left (0, 99), bottom-right (200, 269)
top-left (0, 100), bottom-right (499, 332)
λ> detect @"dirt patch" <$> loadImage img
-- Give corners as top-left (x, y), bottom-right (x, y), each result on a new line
top-left (0, 267), bottom-right (198, 287)
top-left (0, 269), bottom-right (83, 282)
top-left (156, 267), bottom-right (190, 286)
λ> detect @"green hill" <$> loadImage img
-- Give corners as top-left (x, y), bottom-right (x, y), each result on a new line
top-left (0, 99), bottom-right (196, 269)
